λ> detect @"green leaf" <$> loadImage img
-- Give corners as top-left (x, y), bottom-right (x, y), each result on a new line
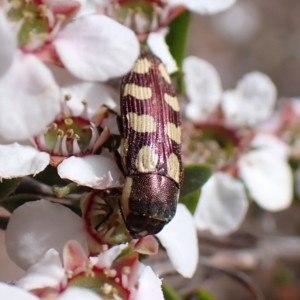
top-left (166, 10), bottom-right (190, 71)
top-left (181, 164), bottom-right (212, 198)
top-left (0, 194), bottom-right (40, 213)
top-left (0, 178), bottom-right (21, 200)
top-left (180, 189), bottom-right (200, 214)
top-left (196, 289), bottom-right (216, 300)
top-left (166, 10), bottom-right (190, 94)
top-left (162, 284), bottom-right (182, 300)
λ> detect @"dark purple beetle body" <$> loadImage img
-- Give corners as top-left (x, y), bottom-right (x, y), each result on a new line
top-left (119, 52), bottom-right (183, 237)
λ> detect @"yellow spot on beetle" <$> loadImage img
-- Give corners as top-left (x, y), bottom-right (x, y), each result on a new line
top-left (164, 93), bottom-right (180, 112)
top-left (123, 84), bottom-right (152, 100)
top-left (133, 58), bottom-right (152, 74)
top-left (167, 153), bottom-right (180, 183)
top-left (126, 113), bottom-right (156, 133)
top-left (166, 122), bottom-right (181, 144)
top-left (121, 177), bottom-right (133, 217)
top-left (159, 63), bottom-right (171, 83)
top-left (136, 146), bottom-right (158, 172)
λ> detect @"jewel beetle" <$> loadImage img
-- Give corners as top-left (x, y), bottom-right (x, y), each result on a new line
top-left (118, 51), bottom-right (183, 238)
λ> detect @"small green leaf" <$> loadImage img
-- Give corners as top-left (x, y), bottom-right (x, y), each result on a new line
top-left (162, 284), bottom-right (182, 300)
top-left (196, 289), bottom-right (216, 300)
top-left (52, 182), bottom-right (78, 198)
top-left (0, 194), bottom-right (40, 213)
top-left (181, 164), bottom-right (212, 198)
top-left (166, 10), bottom-right (190, 94)
top-left (0, 178), bottom-right (21, 200)
top-left (166, 10), bottom-right (190, 72)
top-left (180, 189), bottom-right (200, 214)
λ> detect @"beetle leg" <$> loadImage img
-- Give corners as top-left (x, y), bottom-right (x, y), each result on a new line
top-left (94, 190), bottom-right (115, 231)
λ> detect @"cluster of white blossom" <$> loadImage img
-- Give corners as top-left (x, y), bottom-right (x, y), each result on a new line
top-left (183, 57), bottom-right (294, 235)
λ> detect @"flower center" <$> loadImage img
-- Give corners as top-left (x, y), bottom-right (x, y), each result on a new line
top-left (103, 0), bottom-right (168, 35)
top-left (6, 0), bottom-right (73, 51)
top-left (7, 0), bottom-right (49, 47)
top-left (82, 191), bottom-right (131, 249)
top-left (182, 121), bottom-right (241, 169)
top-left (34, 116), bottom-right (99, 157)
top-left (67, 254), bottom-right (136, 300)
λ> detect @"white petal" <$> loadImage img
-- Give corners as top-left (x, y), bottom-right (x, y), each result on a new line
top-left (131, 266), bottom-right (164, 300)
top-left (183, 56), bottom-right (222, 120)
top-left (6, 200), bottom-right (87, 270)
top-left (185, 103), bottom-right (205, 122)
top-left (17, 249), bottom-right (65, 291)
top-left (77, 0), bottom-right (100, 16)
top-left (57, 155), bottom-right (124, 189)
top-left (54, 15), bottom-right (139, 81)
top-left (0, 52), bottom-right (61, 143)
top-left (156, 204), bottom-right (198, 278)
top-left (0, 143), bottom-right (50, 178)
top-left (0, 10), bottom-right (16, 77)
top-left (59, 287), bottom-right (104, 300)
top-left (46, 63), bottom-right (77, 86)
top-left (147, 29), bottom-right (178, 74)
top-left (222, 72), bottom-right (277, 127)
top-left (96, 244), bottom-right (127, 269)
top-left (0, 283), bottom-right (39, 300)
top-left (251, 133), bottom-right (290, 159)
top-left (168, 0), bottom-right (236, 14)
top-left (238, 150), bottom-right (293, 211)
top-left (61, 81), bottom-right (116, 118)
top-left (194, 172), bottom-right (248, 235)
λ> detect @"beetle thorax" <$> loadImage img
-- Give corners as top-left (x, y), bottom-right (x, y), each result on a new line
top-left (120, 174), bottom-right (179, 237)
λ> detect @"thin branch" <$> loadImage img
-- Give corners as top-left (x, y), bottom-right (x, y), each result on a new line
top-left (200, 259), bottom-right (266, 300)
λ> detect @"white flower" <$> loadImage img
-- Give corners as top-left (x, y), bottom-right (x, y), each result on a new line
top-left (0, 10), bottom-right (60, 143)
top-left (0, 1), bottom-right (139, 143)
top-left (7, 232), bottom-right (164, 299)
top-left (6, 199), bottom-right (198, 278)
top-left (5, 238), bottom-right (163, 300)
top-left (184, 56), bottom-right (293, 234)
top-left (0, 77), bottom-right (124, 189)
top-left (193, 136), bottom-right (293, 235)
